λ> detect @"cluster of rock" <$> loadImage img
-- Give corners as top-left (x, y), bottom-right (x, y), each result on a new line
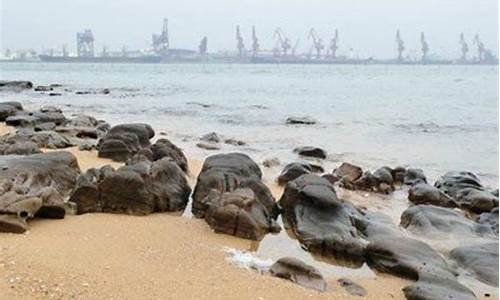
top-left (277, 171), bottom-right (498, 298)
top-left (72, 123), bottom-right (191, 215)
top-left (196, 132), bottom-right (246, 151)
top-left (192, 153), bottom-right (280, 240)
top-left (0, 101), bottom-right (110, 152)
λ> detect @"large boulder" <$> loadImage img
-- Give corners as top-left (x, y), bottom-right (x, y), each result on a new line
top-left (269, 257), bottom-right (327, 292)
top-left (1, 128), bottom-right (72, 149)
top-left (192, 153), bottom-right (279, 240)
top-left (279, 174), bottom-right (365, 267)
top-left (333, 162), bottom-right (363, 183)
top-left (204, 188), bottom-right (280, 240)
top-left (0, 101), bottom-right (23, 121)
top-left (0, 152), bottom-right (80, 233)
top-left (435, 171), bottom-right (498, 213)
top-left (97, 123), bottom-right (154, 162)
top-left (450, 243), bottom-right (499, 287)
top-left (0, 81), bottom-right (33, 91)
top-left (477, 207), bottom-right (499, 234)
top-left (293, 146), bottom-right (327, 159)
top-left (70, 157), bottom-right (191, 215)
top-left (408, 183), bottom-right (457, 208)
top-left (148, 139), bottom-right (188, 173)
top-left (403, 168), bottom-right (427, 186)
top-left (400, 205), bottom-right (494, 238)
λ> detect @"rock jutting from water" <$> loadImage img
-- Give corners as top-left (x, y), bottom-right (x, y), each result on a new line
top-left (285, 116), bottom-right (317, 125)
top-left (192, 153), bottom-right (280, 241)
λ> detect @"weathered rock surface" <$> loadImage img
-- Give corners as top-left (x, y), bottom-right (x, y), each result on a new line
top-left (340, 166), bottom-right (395, 194)
top-left (408, 183), bottom-right (457, 208)
top-left (204, 187), bottom-right (280, 240)
top-left (0, 80), bottom-right (33, 91)
top-left (0, 101), bottom-right (23, 121)
top-left (403, 168), bottom-right (427, 185)
top-left (262, 157), bottom-right (280, 168)
top-left (400, 204), bottom-right (494, 238)
top-left (0, 152), bottom-right (80, 233)
top-left (293, 146), bottom-right (327, 159)
top-left (97, 123), bottom-right (154, 162)
top-left (435, 171), bottom-right (499, 213)
top-left (477, 207), bottom-right (499, 234)
top-left (192, 153), bottom-right (279, 240)
top-left (269, 257), bottom-right (327, 292)
top-left (338, 278), bottom-right (367, 297)
top-left (277, 163), bottom-right (312, 186)
top-left (285, 116), bottom-right (317, 125)
top-left (450, 243), bottom-right (499, 287)
top-left (70, 157), bottom-right (191, 215)
top-left (279, 174), bottom-right (365, 266)
top-left (333, 162), bottom-right (363, 183)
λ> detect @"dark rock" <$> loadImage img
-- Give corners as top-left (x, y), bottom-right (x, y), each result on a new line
top-left (286, 116), bottom-right (317, 125)
top-left (4, 129), bottom-right (72, 149)
top-left (70, 157), bottom-right (191, 215)
top-left (97, 123), bottom-right (154, 162)
top-left (277, 163), bottom-right (312, 186)
top-left (34, 122), bottom-right (57, 132)
top-left (192, 153), bottom-right (279, 240)
top-left (200, 132), bottom-right (221, 143)
top-left (391, 166), bottom-right (407, 185)
top-left (454, 188), bottom-right (499, 214)
top-left (0, 102), bottom-right (23, 121)
top-left (204, 188), bottom-right (280, 240)
top-left (400, 204), bottom-right (494, 238)
top-left (338, 278), bottom-right (367, 297)
top-left (0, 80), bottom-right (33, 91)
top-left (224, 138), bottom-right (246, 146)
top-left (341, 167), bottom-right (395, 194)
top-left (408, 183), bottom-right (457, 208)
top-left (293, 146), bottom-right (327, 159)
top-left (149, 139), bottom-right (188, 173)
top-left (5, 115), bottom-right (37, 127)
top-left (3, 141), bottom-right (41, 155)
top-left (403, 274), bottom-right (477, 300)
top-left (279, 174), bottom-right (365, 267)
top-left (450, 243), bottom-right (499, 287)
top-left (192, 153), bottom-right (263, 218)
top-left (269, 257), bottom-right (327, 292)
top-left (34, 86), bottom-right (53, 92)
top-left (404, 168), bottom-right (427, 185)
top-left (434, 171), bottom-right (499, 213)
top-left (0, 152), bottom-right (80, 233)
top-left (477, 208), bottom-right (498, 234)
top-left (322, 173), bottom-right (341, 185)
top-left (333, 162), bottom-right (363, 182)
top-left (262, 157), bottom-right (280, 168)
top-left (196, 141), bottom-right (220, 150)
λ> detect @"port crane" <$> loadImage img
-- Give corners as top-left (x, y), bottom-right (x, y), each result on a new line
top-left (152, 18), bottom-right (169, 55)
top-left (76, 29), bottom-right (95, 57)
top-left (327, 29), bottom-right (339, 59)
top-left (273, 28), bottom-right (292, 57)
top-left (199, 37), bottom-right (208, 56)
top-left (473, 34), bottom-right (485, 62)
top-left (291, 39), bottom-right (300, 57)
top-left (459, 33), bottom-right (469, 61)
top-left (308, 28), bottom-right (325, 59)
top-left (395, 29), bottom-right (405, 61)
top-left (236, 25), bottom-right (245, 57)
top-left (251, 26), bottom-right (259, 57)
top-left (420, 32), bottom-right (429, 61)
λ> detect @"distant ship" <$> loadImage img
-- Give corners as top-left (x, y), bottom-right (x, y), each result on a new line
top-left (38, 55), bottom-right (162, 64)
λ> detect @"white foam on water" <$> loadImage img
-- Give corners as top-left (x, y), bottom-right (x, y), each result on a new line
top-left (224, 248), bottom-right (274, 273)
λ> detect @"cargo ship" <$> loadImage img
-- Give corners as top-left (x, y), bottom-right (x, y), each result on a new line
top-left (39, 55), bottom-right (162, 64)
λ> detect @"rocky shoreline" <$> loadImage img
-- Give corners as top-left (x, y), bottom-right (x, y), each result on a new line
top-left (0, 81), bottom-right (498, 299)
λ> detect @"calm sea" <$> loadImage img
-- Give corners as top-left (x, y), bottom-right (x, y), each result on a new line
top-left (1, 62), bottom-right (498, 186)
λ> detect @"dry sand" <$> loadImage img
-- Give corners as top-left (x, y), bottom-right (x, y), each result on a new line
top-left (0, 125), bottom-right (413, 299)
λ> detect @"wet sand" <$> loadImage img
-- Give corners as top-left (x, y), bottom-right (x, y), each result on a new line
top-left (0, 126), bottom-right (413, 299)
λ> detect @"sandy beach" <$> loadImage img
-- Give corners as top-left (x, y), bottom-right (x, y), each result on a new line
top-left (0, 133), bottom-right (413, 300)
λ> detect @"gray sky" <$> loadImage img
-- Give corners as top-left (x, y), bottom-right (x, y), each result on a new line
top-left (1, 0), bottom-right (498, 59)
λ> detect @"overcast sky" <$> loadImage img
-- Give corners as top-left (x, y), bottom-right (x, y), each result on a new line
top-left (1, 0), bottom-right (498, 59)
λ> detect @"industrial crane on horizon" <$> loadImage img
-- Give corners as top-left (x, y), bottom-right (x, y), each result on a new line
top-left (308, 28), bottom-right (325, 59)
top-left (273, 28), bottom-right (292, 57)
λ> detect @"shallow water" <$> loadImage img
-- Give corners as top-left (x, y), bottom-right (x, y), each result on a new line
top-left (1, 62), bottom-right (498, 186)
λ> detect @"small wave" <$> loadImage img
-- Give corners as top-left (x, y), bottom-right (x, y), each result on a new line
top-left (393, 122), bottom-right (490, 134)
top-left (224, 248), bottom-right (273, 273)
